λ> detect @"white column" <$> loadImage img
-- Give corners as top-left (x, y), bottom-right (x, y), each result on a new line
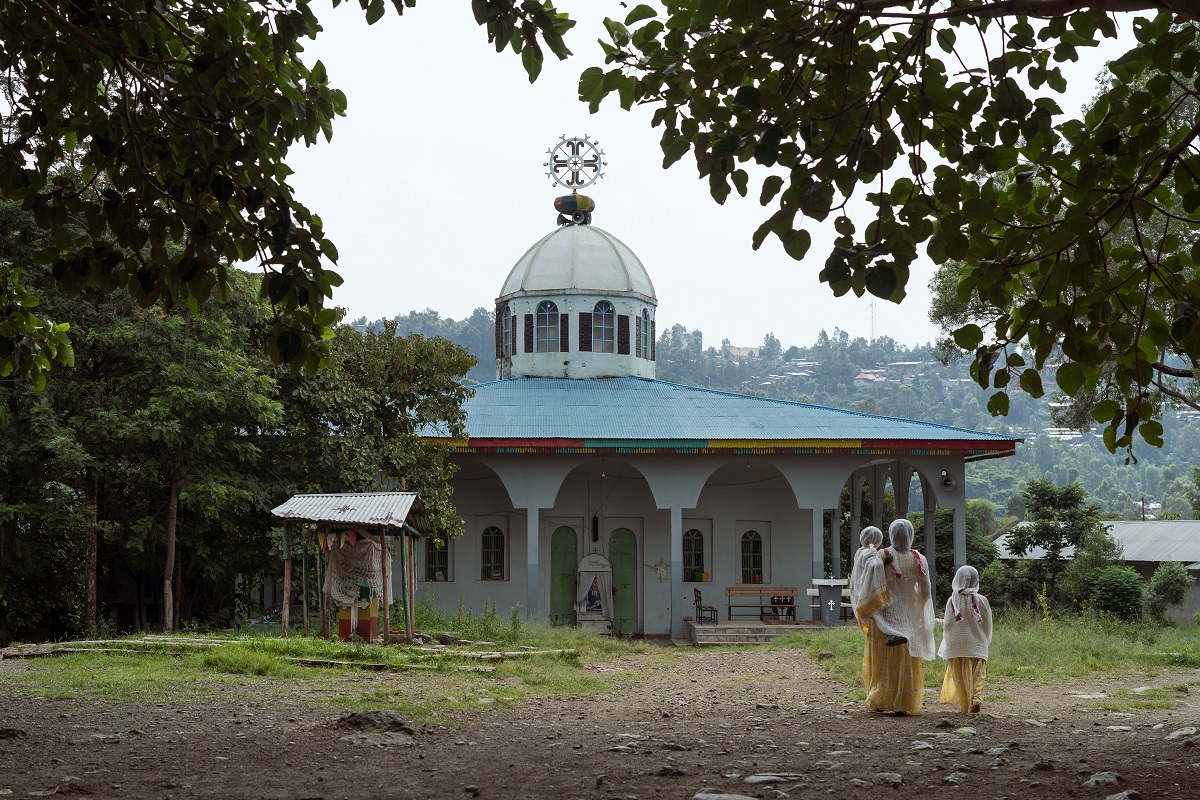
top-left (830, 510), bottom-right (842, 579)
top-left (849, 474), bottom-right (862, 545)
top-left (871, 465), bottom-right (885, 530)
top-left (670, 506), bottom-right (683, 639)
top-left (954, 504), bottom-right (967, 568)
top-left (811, 507), bottom-right (824, 581)
top-left (896, 463), bottom-right (911, 519)
top-left (923, 479), bottom-right (937, 606)
top-left (526, 507), bottom-right (540, 620)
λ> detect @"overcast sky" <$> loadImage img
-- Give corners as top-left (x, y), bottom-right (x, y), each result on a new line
top-left (286, 2), bottom-right (1136, 351)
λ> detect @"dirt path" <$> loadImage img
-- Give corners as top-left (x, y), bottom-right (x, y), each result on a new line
top-left (2, 649), bottom-right (1199, 799)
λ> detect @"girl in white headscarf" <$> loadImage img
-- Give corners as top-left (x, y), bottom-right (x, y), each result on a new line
top-left (864, 518), bottom-right (936, 715)
top-left (938, 565), bottom-right (993, 713)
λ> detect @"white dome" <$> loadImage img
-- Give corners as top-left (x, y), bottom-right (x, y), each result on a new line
top-left (497, 225), bottom-right (656, 304)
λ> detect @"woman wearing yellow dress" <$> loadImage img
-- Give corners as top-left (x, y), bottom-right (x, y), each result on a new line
top-left (938, 565), bottom-right (993, 713)
top-left (851, 526), bottom-right (903, 696)
top-left (863, 518), bottom-right (936, 715)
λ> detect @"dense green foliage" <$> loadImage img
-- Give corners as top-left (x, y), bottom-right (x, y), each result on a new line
top-left (0, 199), bottom-right (475, 644)
top-left (0, 0), bottom-right (572, 381)
top-left (909, 508), bottom-right (999, 601)
top-left (1146, 560), bottom-right (1194, 623)
top-left (1090, 566), bottom-right (1147, 620)
top-left (582, 2), bottom-right (1200, 456)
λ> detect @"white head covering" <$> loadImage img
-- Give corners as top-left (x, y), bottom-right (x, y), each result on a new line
top-left (850, 526), bottom-right (886, 615)
top-left (888, 518), bottom-right (914, 552)
top-left (948, 565), bottom-right (982, 622)
top-left (860, 526), bottom-right (883, 548)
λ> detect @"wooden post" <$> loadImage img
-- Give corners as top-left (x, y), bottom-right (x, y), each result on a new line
top-left (301, 530), bottom-right (310, 637)
top-left (319, 528), bottom-right (330, 639)
top-left (397, 529), bottom-right (410, 644)
top-left (379, 527), bottom-right (390, 644)
top-left (281, 525), bottom-right (292, 638)
top-left (405, 532), bottom-right (416, 643)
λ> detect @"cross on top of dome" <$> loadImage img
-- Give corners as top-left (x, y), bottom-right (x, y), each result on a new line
top-left (544, 134), bottom-right (606, 190)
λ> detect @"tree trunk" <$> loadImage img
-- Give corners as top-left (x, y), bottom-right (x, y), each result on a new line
top-left (173, 541), bottom-right (182, 630)
top-left (162, 465), bottom-right (181, 632)
top-left (84, 467), bottom-right (99, 637)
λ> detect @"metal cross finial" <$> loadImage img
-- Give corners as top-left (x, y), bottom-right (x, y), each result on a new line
top-left (544, 134), bottom-right (606, 190)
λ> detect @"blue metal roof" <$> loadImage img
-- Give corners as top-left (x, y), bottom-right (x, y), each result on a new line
top-left (454, 377), bottom-right (1018, 446)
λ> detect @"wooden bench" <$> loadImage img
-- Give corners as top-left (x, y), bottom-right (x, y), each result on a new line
top-left (725, 586), bottom-right (798, 621)
top-left (806, 587), bottom-right (855, 621)
top-left (694, 588), bottom-right (717, 626)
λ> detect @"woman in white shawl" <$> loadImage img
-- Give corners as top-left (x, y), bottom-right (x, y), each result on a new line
top-left (863, 518), bottom-right (936, 715)
top-left (938, 565), bottom-right (993, 713)
top-left (850, 526), bottom-right (903, 697)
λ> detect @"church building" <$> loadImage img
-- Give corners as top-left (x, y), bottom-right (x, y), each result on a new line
top-left (419, 139), bottom-right (1018, 639)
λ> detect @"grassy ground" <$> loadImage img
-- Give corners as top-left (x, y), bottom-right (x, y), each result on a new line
top-left (768, 608), bottom-right (1200, 703)
top-left (0, 618), bottom-right (677, 724)
top-left (7, 609), bottom-right (1199, 721)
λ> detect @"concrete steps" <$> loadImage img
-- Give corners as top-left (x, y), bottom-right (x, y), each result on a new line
top-left (686, 620), bottom-right (826, 646)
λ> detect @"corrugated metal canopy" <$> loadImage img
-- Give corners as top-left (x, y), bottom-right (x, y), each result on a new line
top-left (441, 377), bottom-right (1018, 454)
top-left (996, 520), bottom-right (1200, 563)
top-left (270, 493), bottom-right (433, 536)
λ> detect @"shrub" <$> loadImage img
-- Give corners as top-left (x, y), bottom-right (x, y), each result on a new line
top-left (1059, 527), bottom-right (1124, 611)
top-left (1089, 566), bottom-right (1145, 621)
top-left (980, 559), bottom-right (1041, 611)
top-left (1145, 562), bottom-right (1193, 625)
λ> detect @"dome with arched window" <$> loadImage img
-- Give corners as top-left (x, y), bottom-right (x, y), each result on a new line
top-left (494, 224), bottom-right (658, 380)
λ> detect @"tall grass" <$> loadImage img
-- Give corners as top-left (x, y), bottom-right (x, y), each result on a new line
top-left (770, 609), bottom-right (1200, 696)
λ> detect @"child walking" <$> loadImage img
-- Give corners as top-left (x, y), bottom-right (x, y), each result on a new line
top-left (938, 565), bottom-right (992, 713)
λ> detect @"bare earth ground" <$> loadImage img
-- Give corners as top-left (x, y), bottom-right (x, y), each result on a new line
top-left (2, 648), bottom-right (1199, 800)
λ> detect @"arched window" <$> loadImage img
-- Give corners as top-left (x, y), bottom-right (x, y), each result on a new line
top-left (593, 301), bottom-right (615, 353)
top-left (501, 305), bottom-right (513, 357)
top-left (536, 301), bottom-right (559, 353)
top-left (640, 308), bottom-right (651, 359)
top-left (741, 530), bottom-right (763, 584)
top-left (425, 537), bottom-right (450, 582)
top-left (481, 526), bottom-right (506, 580)
top-left (683, 529), bottom-right (704, 582)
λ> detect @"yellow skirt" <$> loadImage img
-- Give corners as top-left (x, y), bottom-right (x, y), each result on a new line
top-left (940, 657), bottom-right (987, 713)
top-left (863, 621), bottom-right (924, 715)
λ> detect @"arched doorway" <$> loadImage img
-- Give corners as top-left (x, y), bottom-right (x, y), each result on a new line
top-left (609, 528), bottom-right (638, 636)
top-left (550, 526), bottom-right (577, 626)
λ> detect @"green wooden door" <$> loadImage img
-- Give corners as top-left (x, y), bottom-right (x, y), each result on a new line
top-left (550, 526), bottom-right (577, 626)
top-left (610, 528), bottom-right (637, 637)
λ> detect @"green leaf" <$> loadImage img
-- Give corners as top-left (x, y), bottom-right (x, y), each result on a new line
top-left (365, 0), bottom-right (386, 25)
top-left (1055, 361), bottom-right (1085, 396)
top-left (780, 229), bottom-right (811, 261)
top-left (624, 4), bottom-right (657, 25)
top-left (759, 175), bottom-right (784, 206)
top-left (987, 391), bottom-right (1010, 416)
top-left (865, 265), bottom-right (897, 299)
top-left (953, 324), bottom-right (984, 350)
top-left (1019, 368), bottom-right (1044, 397)
top-left (521, 43), bottom-right (543, 82)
